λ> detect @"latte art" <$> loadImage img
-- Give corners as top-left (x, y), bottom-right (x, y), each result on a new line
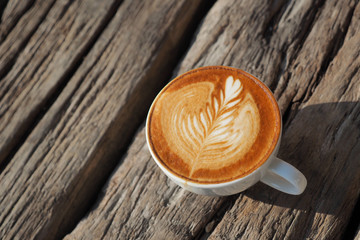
top-left (147, 66), bottom-right (281, 183)
top-left (166, 76), bottom-right (260, 177)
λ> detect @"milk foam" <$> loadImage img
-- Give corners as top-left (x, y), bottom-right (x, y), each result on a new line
top-left (161, 76), bottom-right (260, 177)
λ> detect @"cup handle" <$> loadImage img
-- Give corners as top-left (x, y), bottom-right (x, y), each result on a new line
top-left (260, 157), bottom-right (307, 195)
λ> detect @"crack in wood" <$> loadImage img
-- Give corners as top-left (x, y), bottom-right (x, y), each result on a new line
top-left (0, 0), bottom-right (56, 81)
top-left (70, 0), bottom-right (218, 234)
top-left (286, 0), bottom-right (327, 65)
top-left (301, 3), bottom-right (357, 104)
top-left (194, 196), bottom-right (236, 240)
top-left (0, 0), bottom-right (9, 25)
top-left (262, 0), bottom-right (290, 44)
top-left (342, 196), bottom-right (360, 239)
top-left (0, 0), bottom-right (34, 43)
top-left (273, 0), bottom-right (327, 104)
top-left (57, 1), bottom-right (218, 239)
top-left (193, 17), bottom-right (228, 70)
top-left (278, 0), bottom-right (355, 129)
top-left (0, 0), bottom-right (125, 172)
top-left (339, 66), bottom-right (359, 99)
top-left (269, 50), bottom-right (287, 92)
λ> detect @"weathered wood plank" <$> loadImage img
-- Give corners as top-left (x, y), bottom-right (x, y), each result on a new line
top-left (0, 0), bottom-right (205, 239)
top-left (65, 0), bottom-right (360, 239)
top-left (0, 0), bottom-right (56, 78)
top-left (66, 128), bottom-right (225, 240)
top-left (0, 0), bottom-right (37, 42)
top-left (0, 0), bottom-right (119, 165)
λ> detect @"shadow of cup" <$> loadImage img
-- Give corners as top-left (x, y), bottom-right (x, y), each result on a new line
top-left (243, 101), bottom-right (360, 216)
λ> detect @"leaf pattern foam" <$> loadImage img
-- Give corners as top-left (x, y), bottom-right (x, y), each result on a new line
top-left (161, 76), bottom-right (261, 177)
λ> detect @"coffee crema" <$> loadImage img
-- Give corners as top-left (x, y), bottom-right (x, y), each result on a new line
top-left (147, 66), bottom-right (281, 183)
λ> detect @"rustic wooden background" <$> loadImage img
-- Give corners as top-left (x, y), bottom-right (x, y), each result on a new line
top-left (0, 0), bottom-right (359, 239)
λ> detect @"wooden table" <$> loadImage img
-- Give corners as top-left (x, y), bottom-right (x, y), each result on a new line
top-left (0, 0), bottom-right (359, 239)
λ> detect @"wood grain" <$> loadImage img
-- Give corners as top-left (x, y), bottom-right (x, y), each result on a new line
top-left (0, 0), bottom-right (38, 43)
top-left (0, 0), bottom-right (121, 166)
top-left (65, 128), bottom-right (226, 240)
top-left (0, 0), bottom-right (56, 79)
top-left (0, 0), bottom-right (205, 239)
top-left (65, 0), bottom-right (360, 239)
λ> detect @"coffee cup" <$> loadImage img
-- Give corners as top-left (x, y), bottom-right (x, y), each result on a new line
top-left (146, 66), bottom-right (307, 196)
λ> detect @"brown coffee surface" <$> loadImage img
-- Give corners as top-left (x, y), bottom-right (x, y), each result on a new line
top-left (147, 66), bottom-right (281, 183)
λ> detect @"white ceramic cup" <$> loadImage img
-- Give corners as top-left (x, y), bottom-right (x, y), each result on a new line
top-left (146, 67), bottom-right (307, 196)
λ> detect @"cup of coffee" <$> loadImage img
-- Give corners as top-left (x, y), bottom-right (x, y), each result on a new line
top-left (146, 66), bottom-right (306, 196)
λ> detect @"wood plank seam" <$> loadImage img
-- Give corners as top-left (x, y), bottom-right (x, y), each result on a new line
top-left (262, 0), bottom-right (290, 44)
top-left (271, 0), bottom-right (327, 99)
top-left (0, 0), bottom-right (124, 171)
top-left (296, 4), bottom-right (356, 106)
top-left (278, 1), bottom-right (357, 130)
top-left (65, 1), bottom-right (217, 236)
top-left (0, 0), bottom-right (56, 81)
top-left (0, 0), bottom-right (34, 43)
top-left (0, 0), bottom-right (216, 239)
top-left (195, 195), bottom-right (238, 239)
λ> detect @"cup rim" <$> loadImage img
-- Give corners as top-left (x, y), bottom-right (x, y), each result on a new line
top-left (145, 66), bottom-right (282, 187)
